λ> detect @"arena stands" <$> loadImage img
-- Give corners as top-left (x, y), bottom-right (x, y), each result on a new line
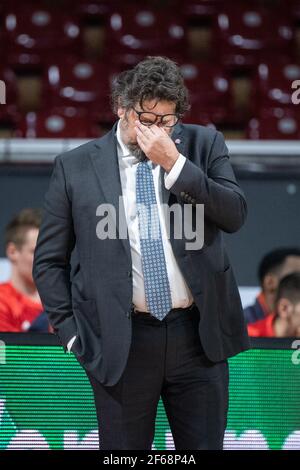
top-left (0, 0), bottom-right (299, 139)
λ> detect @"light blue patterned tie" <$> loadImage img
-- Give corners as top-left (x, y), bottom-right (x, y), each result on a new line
top-left (136, 160), bottom-right (172, 320)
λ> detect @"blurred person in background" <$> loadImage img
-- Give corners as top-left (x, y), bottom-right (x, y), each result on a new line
top-left (248, 272), bottom-right (300, 337)
top-left (244, 248), bottom-right (300, 324)
top-left (0, 208), bottom-right (49, 332)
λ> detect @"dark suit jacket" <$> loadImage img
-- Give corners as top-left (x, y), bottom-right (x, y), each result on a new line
top-left (33, 122), bottom-right (250, 386)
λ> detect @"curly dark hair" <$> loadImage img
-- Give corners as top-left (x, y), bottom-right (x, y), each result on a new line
top-left (258, 247), bottom-right (300, 284)
top-left (111, 56), bottom-right (190, 116)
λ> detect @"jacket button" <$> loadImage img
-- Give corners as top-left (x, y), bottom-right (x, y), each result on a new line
top-left (126, 310), bottom-right (131, 318)
top-left (127, 271), bottom-right (132, 278)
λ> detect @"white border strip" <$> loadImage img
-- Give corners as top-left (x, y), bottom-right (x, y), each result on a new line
top-left (0, 139), bottom-right (300, 163)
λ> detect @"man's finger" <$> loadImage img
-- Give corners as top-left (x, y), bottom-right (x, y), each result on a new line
top-left (147, 124), bottom-right (163, 136)
top-left (135, 121), bottom-right (155, 136)
top-left (136, 134), bottom-right (147, 152)
top-left (135, 126), bottom-right (149, 145)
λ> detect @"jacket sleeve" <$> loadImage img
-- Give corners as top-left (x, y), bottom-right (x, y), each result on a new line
top-left (32, 155), bottom-right (76, 351)
top-left (169, 131), bottom-right (247, 233)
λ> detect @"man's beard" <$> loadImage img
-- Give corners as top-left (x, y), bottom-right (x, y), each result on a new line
top-left (120, 115), bottom-right (147, 161)
top-left (127, 143), bottom-right (147, 162)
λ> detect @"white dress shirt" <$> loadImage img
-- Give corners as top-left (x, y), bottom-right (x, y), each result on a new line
top-left (67, 121), bottom-right (193, 352)
top-left (116, 120), bottom-right (193, 312)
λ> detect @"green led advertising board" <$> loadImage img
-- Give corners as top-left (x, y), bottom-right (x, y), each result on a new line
top-left (0, 344), bottom-right (299, 450)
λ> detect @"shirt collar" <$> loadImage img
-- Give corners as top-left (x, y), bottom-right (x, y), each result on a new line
top-left (116, 119), bottom-right (132, 158)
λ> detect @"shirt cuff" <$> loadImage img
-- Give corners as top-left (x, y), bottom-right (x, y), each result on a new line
top-left (67, 335), bottom-right (77, 353)
top-left (164, 154), bottom-right (186, 190)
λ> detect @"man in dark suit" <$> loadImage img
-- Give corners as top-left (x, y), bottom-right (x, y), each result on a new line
top-left (33, 56), bottom-right (249, 450)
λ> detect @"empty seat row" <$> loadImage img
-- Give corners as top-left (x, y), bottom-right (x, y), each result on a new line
top-left (1, 103), bottom-right (299, 140)
top-left (0, 2), bottom-right (299, 67)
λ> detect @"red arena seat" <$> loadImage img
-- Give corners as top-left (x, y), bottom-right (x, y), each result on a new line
top-left (106, 6), bottom-right (186, 62)
top-left (19, 109), bottom-right (92, 138)
top-left (4, 5), bottom-right (80, 58)
top-left (256, 60), bottom-right (300, 108)
top-left (247, 107), bottom-right (300, 139)
top-left (216, 4), bottom-right (294, 68)
top-left (179, 61), bottom-right (231, 109)
top-left (45, 59), bottom-right (117, 114)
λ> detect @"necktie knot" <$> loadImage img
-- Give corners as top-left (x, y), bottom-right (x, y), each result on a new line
top-left (138, 159), bottom-right (153, 170)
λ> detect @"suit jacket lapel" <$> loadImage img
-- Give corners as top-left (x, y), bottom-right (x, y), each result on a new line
top-left (89, 122), bottom-right (186, 260)
top-left (89, 123), bottom-right (131, 263)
